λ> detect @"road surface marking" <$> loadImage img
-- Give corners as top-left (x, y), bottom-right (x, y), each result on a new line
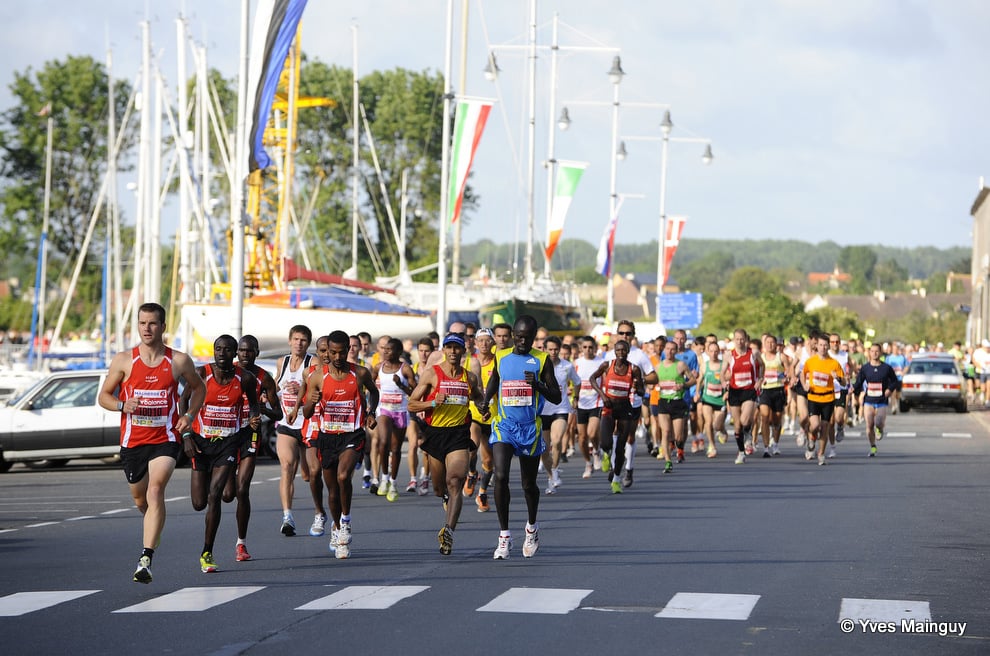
top-left (101, 508), bottom-right (130, 515)
top-left (114, 586), bottom-right (265, 613)
top-left (297, 585), bottom-right (430, 610)
top-left (66, 516), bottom-right (97, 521)
top-left (0, 590), bottom-right (100, 617)
top-left (941, 433), bottom-right (972, 438)
top-left (838, 598), bottom-right (930, 623)
top-left (656, 592), bottom-right (760, 620)
top-left (887, 432), bottom-right (917, 437)
top-left (477, 587), bottom-right (593, 615)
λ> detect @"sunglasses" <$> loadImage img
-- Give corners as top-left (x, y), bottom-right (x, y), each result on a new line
top-left (617, 331), bottom-right (634, 336)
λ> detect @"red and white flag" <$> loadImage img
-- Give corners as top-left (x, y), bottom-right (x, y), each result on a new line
top-left (661, 216), bottom-right (686, 286)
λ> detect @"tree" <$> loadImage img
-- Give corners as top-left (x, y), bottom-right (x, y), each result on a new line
top-left (837, 245), bottom-right (877, 293)
top-left (0, 55), bottom-right (135, 274)
top-left (675, 250), bottom-right (735, 301)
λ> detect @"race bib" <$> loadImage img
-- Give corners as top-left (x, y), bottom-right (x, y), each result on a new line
top-left (764, 371), bottom-right (779, 383)
top-left (201, 403), bottom-right (238, 438)
top-left (812, 371), bottom-right (830, 389)
top-left (321, 400), bottom-right (357, 433)
top-left (866, 382), bottom-right (883, 397)
top-left (706, 382), bottom-right (723, 396)
top-left (380, 392), bottom-right (404, 411)
top-left (131, 388), bottom-right (169, 428)
top-left (502, 379), bottom-right (533, 407)
top-left (733, 372), bottom-right (753, 387)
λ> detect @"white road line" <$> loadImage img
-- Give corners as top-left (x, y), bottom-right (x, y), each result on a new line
top-left (656, 592), bottom-right (761, 620)
top-left (0, 528), bottom-right (18, 535)
top-left (24, 521), bottom-right (60, 528)
top-left (101, 508), bottom-right (131, 515)
top-left (266, 476), bottom-right (280, 482)
top-left (0, 590), bottom-right (101, 617)
top-left (114, 586), bottom-right (265, 613)
top-left (941, 433), bottom-right (972, 438)
top-left (165, 496), bottom-right (188, 502)
top-left (477, 587), bottom-right (593, 615)
top-left (66, 516), bottom-right (97, 521)
top-left (839, 598), bottom-right (931, 623)
top-left (887, 432), bottom-right (917, 437)
top-left (297, 585), bottom-right (430, 610)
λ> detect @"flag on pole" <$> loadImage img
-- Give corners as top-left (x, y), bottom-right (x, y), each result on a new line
top-left (447, 99), bottom-right (493, 228)
top-left (245, 0), bottom-right (309, 173)
top-left (662, 216), bottom-right (686, 286)
top-left (595, 197), bottom-right (626, 278)
top-left (544, 160), bottom-right (587, 263)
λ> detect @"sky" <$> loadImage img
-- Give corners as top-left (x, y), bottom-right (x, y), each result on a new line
top-left (1, 0), bottom-right (987, 256)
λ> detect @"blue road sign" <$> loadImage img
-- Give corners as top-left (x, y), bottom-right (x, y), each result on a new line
top-left (658, 293), bottom-right (703, 329)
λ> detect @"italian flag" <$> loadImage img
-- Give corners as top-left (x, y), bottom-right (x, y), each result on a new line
top-left (544, 161), bottom-right (588, 263)
top-left (447, 99), bottom-right (493, 227)
top-left (662, 216), bottom-right (687, 285)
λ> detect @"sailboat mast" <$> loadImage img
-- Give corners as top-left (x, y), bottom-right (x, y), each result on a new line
top-left (350, 25), bottom-right (359, 277)
top-left (543, 12), bottom-right (559, 279)
top-left (230, 0), bottom-right (251, 341)
top-left (451, 0), bottom-right (468, 285)
top-left (524, 0), bottom-right (537, 286)
top-left (436, 0), bottom-right (455, 331)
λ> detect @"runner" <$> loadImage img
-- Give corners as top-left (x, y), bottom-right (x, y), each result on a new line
top-left (371, 337), bottom-right (415, 502)
top-left (757, 333), bottom-right (790, 457)
top-left (694, 340), bottom-right (727, 458)
top-left (98, 302), bottom-right (205, 584)
top-left (482, 315), bottom-right (562, 559)
top-left (589, 339), bottom-right (645, 492)
top-left (467, 328), bottom-right (496, 511)
top-left (273, 325), bottom-right (315, 536)
top-left (852, 343), bottom-right (898, 456)
top-left (221, 335), bottom-right (283, 562)
top-left (180, 335), bottom-right (260, 574)
top-left (827, 333), bottom-right (851, 458)
top-left (802, 331), bottom-right (846, 466)
top-left (407, 337), bottom-right (436, 495)
top-left (653, 339), bottom-right (696, 476)
top-left (721, 328), bottom-right (763, 465)
top-left (302, 330), bottom-right (379, 559)
top-left (574, 335), bottom-right (605, 478)
top-left (539, 336), bottom-right (581, 494)
top-left (407, 332), bottom-right (487, 554)
top-left (605, 321), bottom-right (656, 483)
top-left (298, 336), bottom-right (331, 537)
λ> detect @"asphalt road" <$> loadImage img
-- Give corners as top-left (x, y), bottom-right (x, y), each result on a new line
top-left (1, 407), bottom-right (988, 655)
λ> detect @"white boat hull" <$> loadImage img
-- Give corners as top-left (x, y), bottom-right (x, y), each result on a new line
top-left (178, 303), bottom-right (435, 357)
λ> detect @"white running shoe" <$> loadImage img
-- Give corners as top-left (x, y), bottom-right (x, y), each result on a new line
top-left (582, 463), bottom-right (593, 479)
top-left (551, 468), bottom-right (562, 488)
top-left (796, 433), bottom-right (805, 447)
top-left (417, 478), bottom-right (429, 496)
top-left (522, 527), bottom-right (539, 558)
top-left (338, 522), bottom-right (352, 545)
top-left (493, 535), bottom-right (511, 560)
top-left (804, 448), bottom-right (814, 461)
top-left (826, 445), bottom-right (837, 459)
top-left (818, 455), bottom-right (827, 466)
top-left (734, 453), bottom-right (746, 465)
top-left (769, 439), bottom-right (780, 456)
top-left (545, 482), bottom-right (556, 495)
top-left (309, 513), bottom-right (327, 537)
top-left (593, 451), bottom-right (602, 471)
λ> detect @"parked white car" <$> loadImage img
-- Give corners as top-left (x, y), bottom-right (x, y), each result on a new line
top-left (0, 369), bottom-right (120, 472)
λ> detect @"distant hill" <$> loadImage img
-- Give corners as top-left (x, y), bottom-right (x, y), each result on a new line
top-left (459, 238), bottom-right (969, 281)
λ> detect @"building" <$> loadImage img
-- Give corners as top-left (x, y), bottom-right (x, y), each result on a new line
top-left (970, 183), bottom-right (990, 346)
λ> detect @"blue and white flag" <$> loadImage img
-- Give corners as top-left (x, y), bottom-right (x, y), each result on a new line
top-left (595, 197), bottom-right (625, 278)
top-left (245, 0), bottom-right (308, 173)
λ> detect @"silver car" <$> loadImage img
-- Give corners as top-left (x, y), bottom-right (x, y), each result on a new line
top-left (899, 354), bottom-right (967, 413)
top-left (0, 369), bottom-right (120, 471)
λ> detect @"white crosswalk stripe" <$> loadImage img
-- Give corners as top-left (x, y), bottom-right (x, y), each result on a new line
top-left (0, 590), bottom-right (101, 617)
top-left (113, 586), bottom-right (265, 613)
top-left (296, 585), bottom-right (429, 610)
top-left (838, 598), bottom-right (931, 623)
top-left (477, 587), bottom-right (592, 614)
top-left (656, 592), bottom-right (761, 620)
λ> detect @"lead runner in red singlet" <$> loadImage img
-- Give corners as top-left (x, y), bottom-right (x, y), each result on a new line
top-left (99, 302), bottom-right (205, 584)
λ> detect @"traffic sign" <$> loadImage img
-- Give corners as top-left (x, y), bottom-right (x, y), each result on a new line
top-left (658, 293), bottom-right (703, 329)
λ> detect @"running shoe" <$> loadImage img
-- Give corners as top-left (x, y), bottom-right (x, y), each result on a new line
top-left (869, 446), bottom-right (877, 457)
top-left (438, 525), bottom-right (454, 556)
top-left (878, 427), bottom-right (886, 441)
top-left (200, 551), bottom-right (218, 573)
top-left (566, 446), bottom-right (575, 458)
top-left (835, 425), bottom-right (844, 443)
top-left (804, 448), bottom-right (814, 461)
top-left (406, 479), bottom-right (418, 493)
top-left (560, 451), bottom-right (569, 463)
top-left (706, 446), bottom-right (717, 459)
top-left (621, 468), bottom-right (633, 488)
top-left (476, 492), bottom-right (490, 512)
top-left (734, 453), bottom-right (746, 465)
top-left (648, 445), bottom-right (659, 458)
top-left (442, 493), bottom-right (449, 512)
top-left (676, 449), bottom-right (685, 464)
top-left (328, 526), bottom-right (339, 553)
top-left (522, 527), bottom-right (539, 558)
top-left (235, 543), bottom-right (251, 562)
top-left (582, 463), bottom-right (593, 479)
top-left (362, 474), bottom-right (371, 489)
top-left (796, 433), bottom-right (806, 447)
top-left (133, 555), bottom-right (152, 584)
top-left (280, 514), bottom-right (296, 537)
top-left (717, 431), bottom-right (727, 444)
top-left (310, 513), bottom-right (327, 537)
top-left (493, 534), bottom-right (511, 560)
top-left (545, 483), bottom-right (556, 495)
top-left (763, 449), bottom-right (771, 458)
top-left (593, 451), bottom-right (602, 470)
top-left (386, 481), bottom-right (399, 502)
top-left (418, 478), bottom-right (430, 496)
top-left (663, 460), bottom-right (673, 474)
top-left (744, 443), bottom-right (754, 456)
top-left (818, 455), bottom-right (827, 466)
top-left (338, 522), bottom-right (352, 545)
top-left (463, 472), bottom-right (478, 497)
top-left (335, 541), bottom-right (350, 559)
top-left (376, 479), bottom-right (388, 497)
top-left (600, 451), bottom-right (612, 474)
top-left (551, 469), bottom-right (562, 489)
top-left (770, 439), bottom-right (780, 456)
top-left (826, 445), bottom-right (837, 459)
top-left (610, 480), bottom-right (623, 494)
top-left (690, 440), bottom-right (701, 454)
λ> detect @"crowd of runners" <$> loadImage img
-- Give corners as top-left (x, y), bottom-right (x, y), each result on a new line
top-left (101, 302), bottom-right (926, 583)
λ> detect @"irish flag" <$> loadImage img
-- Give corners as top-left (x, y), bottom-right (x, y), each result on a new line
top-left (544, 161), bottom-right (588, 263)
top-left (662, 216), bottom-right (686, 285)
top-left (447, 99), bottom-right (493, 227)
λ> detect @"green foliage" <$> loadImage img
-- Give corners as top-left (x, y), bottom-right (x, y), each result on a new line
top-left (837, 245), bottom-right (877, 293)
top-left (676, 250), bottom-right (734, 301)
top-left (873, 304), bottom-right (967, 346)
top-left (806, 306), bottom-right (864, 339)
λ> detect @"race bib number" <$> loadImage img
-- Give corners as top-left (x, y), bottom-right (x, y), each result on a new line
top-left (659, 380), bottom-right (678, 394)
top-left (812, 371), bottom-right (831, 389)
top-left (706, 382), bottom-right (723, 396)
top-left (202, 404), bottom-right (238, 438)
top-left (131, 388), bottom-right (169, 428)
top-left (321, 400), bottom-right (357, 433)
top-left (732, 372), bottom-right (753, 388)
top-left (605, 379), bottom-right (630, 398)
top-left (579, 380), bottom-right (596, 398)
top-left (380, 392), bottom-right (404, 411)
top-left (764, 371), bottom-right (779, 384)
top-left (866, 382), bottom-right (883, 397)
top-left (502, 379), bottom-right (533, 407)
top-left (439, 379), bottom-right (469, 406)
